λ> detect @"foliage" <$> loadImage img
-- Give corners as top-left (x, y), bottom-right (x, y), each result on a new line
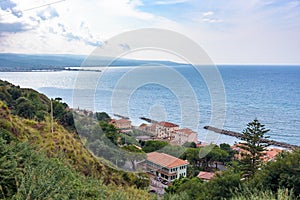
top-left (0, 98), bottom-right (150, 191)
top-left (203, 170), bottom-right (241, 200)
top-left (231, 188), bottom-right (295, 200)
top-left (0, 133), bottom-right (153, 200)
top-left (52, 98), bottom-right (75, 131)
top-left (252, 149), bottom-right (300, 198)
top-left (165, 177), bottom-right (203, 198)
top-left (0, 80), bottom-right (75, 131)
top-left (96, 112), bottom-right (111, 122)
top-left (165, 170), bottom-right (242, 200)
top-left (239, 119), bottom-right (270, 179)
top-left (180, 145), bottom-right (231, 175)
top-left (220, 143), bottom-right (238, 163)
top-left (182, 142), bottom-right (197, 148)
top-left (142, 140), bottom-right (169, 153)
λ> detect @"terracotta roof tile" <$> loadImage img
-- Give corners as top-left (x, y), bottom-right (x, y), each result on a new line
top-left (178, 128), bottom-right (196, 136)
top-left (158, 121), bottom-right (179, 128)
top-left (147, 152), bottom-right (188, 168)
top-left (197, 171), bottom-right (215, 180)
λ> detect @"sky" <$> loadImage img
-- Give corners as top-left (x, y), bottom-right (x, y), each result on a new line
top-left (0, 0), bottom-right (299, 64)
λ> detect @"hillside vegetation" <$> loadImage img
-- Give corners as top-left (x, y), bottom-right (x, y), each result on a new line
top-left (0, 80), bottom-right (152, 199)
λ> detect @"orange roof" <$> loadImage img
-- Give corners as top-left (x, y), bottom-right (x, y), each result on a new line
top-left (262, 148), bottom-right (282, 161)
top-left (178, 128), bottom-right (196, 136)
top-left (158, 121), bottom-right (179, 128)
top-left (147, 152), bottom-right (188, 168)
top-left (139, 123), bottom-right (148, 127)
top-left (197, 171), bottom-right (215, 180)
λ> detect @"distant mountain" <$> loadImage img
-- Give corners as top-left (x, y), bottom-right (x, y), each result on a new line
top-left (0, 53), bottom-right (185, 71)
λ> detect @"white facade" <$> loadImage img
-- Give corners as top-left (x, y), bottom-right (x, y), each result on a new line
top-left (155, 122), bottom-right (179, 139)
top-left (174, 128), bottom-right (198, 145)
top-left (146, 152), bottom-right (188, 182)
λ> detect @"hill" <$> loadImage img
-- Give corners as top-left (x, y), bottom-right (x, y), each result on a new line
top-left (0, 80), bottom-right (153, 199)
top-left (0, 53), bottom-right (186, 71)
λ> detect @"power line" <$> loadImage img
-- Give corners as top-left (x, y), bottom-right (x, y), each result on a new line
top-left (0, 0), bottom-right (66, 17)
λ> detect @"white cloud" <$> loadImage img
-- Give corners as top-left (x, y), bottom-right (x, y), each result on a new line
top-left (202, 11), bottom-right (214, 17)
top-left (0, 0), bottom-right (182, 54)
top-left (154, 0), bottom-right (189, 5)
top-left (0, 0), bottom-right (299, 64)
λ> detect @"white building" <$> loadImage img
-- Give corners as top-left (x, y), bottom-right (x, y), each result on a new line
top-left (155, 121), bottom-right (179, 139)
top-left (174, 128), bottom-right (198, 145)
top-left (146, 152), bottom-right (188, 182)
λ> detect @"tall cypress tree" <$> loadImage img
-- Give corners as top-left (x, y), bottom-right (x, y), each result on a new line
top-left (239, 119), bottom-right (270, 179)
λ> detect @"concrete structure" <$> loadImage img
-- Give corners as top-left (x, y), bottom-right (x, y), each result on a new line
top-left (155, 121), bottom-right (179, 139)
top-left (197, 171), bottom-right (215, 181)
top-left (110, 118), bottom-right (132, 130)
top-left (146, 152), bottom-right (188, 182)
top-left (174, 128), bottom-right (198, 145)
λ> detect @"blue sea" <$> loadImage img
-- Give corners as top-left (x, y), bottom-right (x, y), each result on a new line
top-left (0, 65), bottom-right (299, 145)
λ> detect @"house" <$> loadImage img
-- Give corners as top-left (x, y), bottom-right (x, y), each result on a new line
top-left (137, 123), bottom-right (148, 132)
top-left (155, 121), bottom-right (179, 139)
top-left (262, 148), bottom-right (282, 162)
top-left (146, 152), bottom-right (188, 182)
top-left (148, 123), bottom-right (158, 135)
top-left (232, 144), bottom-right (283, 162)
top-left (197, 171), bottom-right (215, 181)
top-left (174, 128), bottom-right (198, 145)
top-left (110, 118), bottom-right (132, 130)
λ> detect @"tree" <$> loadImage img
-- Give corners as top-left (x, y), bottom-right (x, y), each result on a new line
top-left (183, 142), bottom-right (197, 148)
top-left (121, 145), bottom-right (145, 170)
top-left (202, 170), bottom-right (242, 200)
top-left (207, 146), bottom-right (229, 169)
top-left (220, 143), bottom-right (237, 163)
top-left (165, 177), bottom-right (204, 198)
top-left (142, 140), bottom-right (168, 153)
top-left (239, 119), bottom-right (270, 179)
top-left (15, 97), bottom-right (35, 119)
top-left (95, 112), bottom-right (111, 122)
top-left (254, 149), bottom-right (300, 197)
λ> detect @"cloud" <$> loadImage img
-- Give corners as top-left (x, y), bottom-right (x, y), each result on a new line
top-left (200, 11), bottom-right (223, 23)
top-left (48, 23), bottom-right (102, 47)
top-left (0, 22), bottom-right (29, 34)
top-left (154, 0), bottom-right (188, 5)
top-left (0, 0), bottom-right (299, 64)
top-left (0, 0), bottom-right (22, 18)
top-left (37, 6), bottom-right (59, 21)
top-left (202, 11), bottom-right (214, 17)
top-left (119, 43), bottom-right (131, 51)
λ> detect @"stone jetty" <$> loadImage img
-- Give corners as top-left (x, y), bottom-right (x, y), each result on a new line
top-left (204, 126), bottom-right (299, 149)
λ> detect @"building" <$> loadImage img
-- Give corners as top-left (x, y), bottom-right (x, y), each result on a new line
top-left (174, 128), bottom-right (198, 145)
top-left (262, 148), bottom-right (282, 162)
top-left (148, 123), bottom-right (158, 135)
top-left (155, 121), bottom-right (179, 139)
top-left (146, 152), bottom-right (188, 182)
top-left (197, 171), bottom-right (215, 181)
top-left (110, 118), bottom-right (132, 130)
top-left (232, 144), bottom-right (283, 162)
top-left (137, 123), bottom-right (148, 132)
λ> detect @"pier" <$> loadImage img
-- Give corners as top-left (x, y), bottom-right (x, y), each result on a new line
top-left (113, 114), bottom-right (129, 120)
top-left (204, 126), bottom-right (300, 149)
top-left (140, 117), bottom-right (158, 124)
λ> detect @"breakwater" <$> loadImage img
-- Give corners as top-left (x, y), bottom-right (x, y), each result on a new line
top-left (140, 117), bottom-right (158, 124)
top-left (204, 126), bottom-right (299, 149)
